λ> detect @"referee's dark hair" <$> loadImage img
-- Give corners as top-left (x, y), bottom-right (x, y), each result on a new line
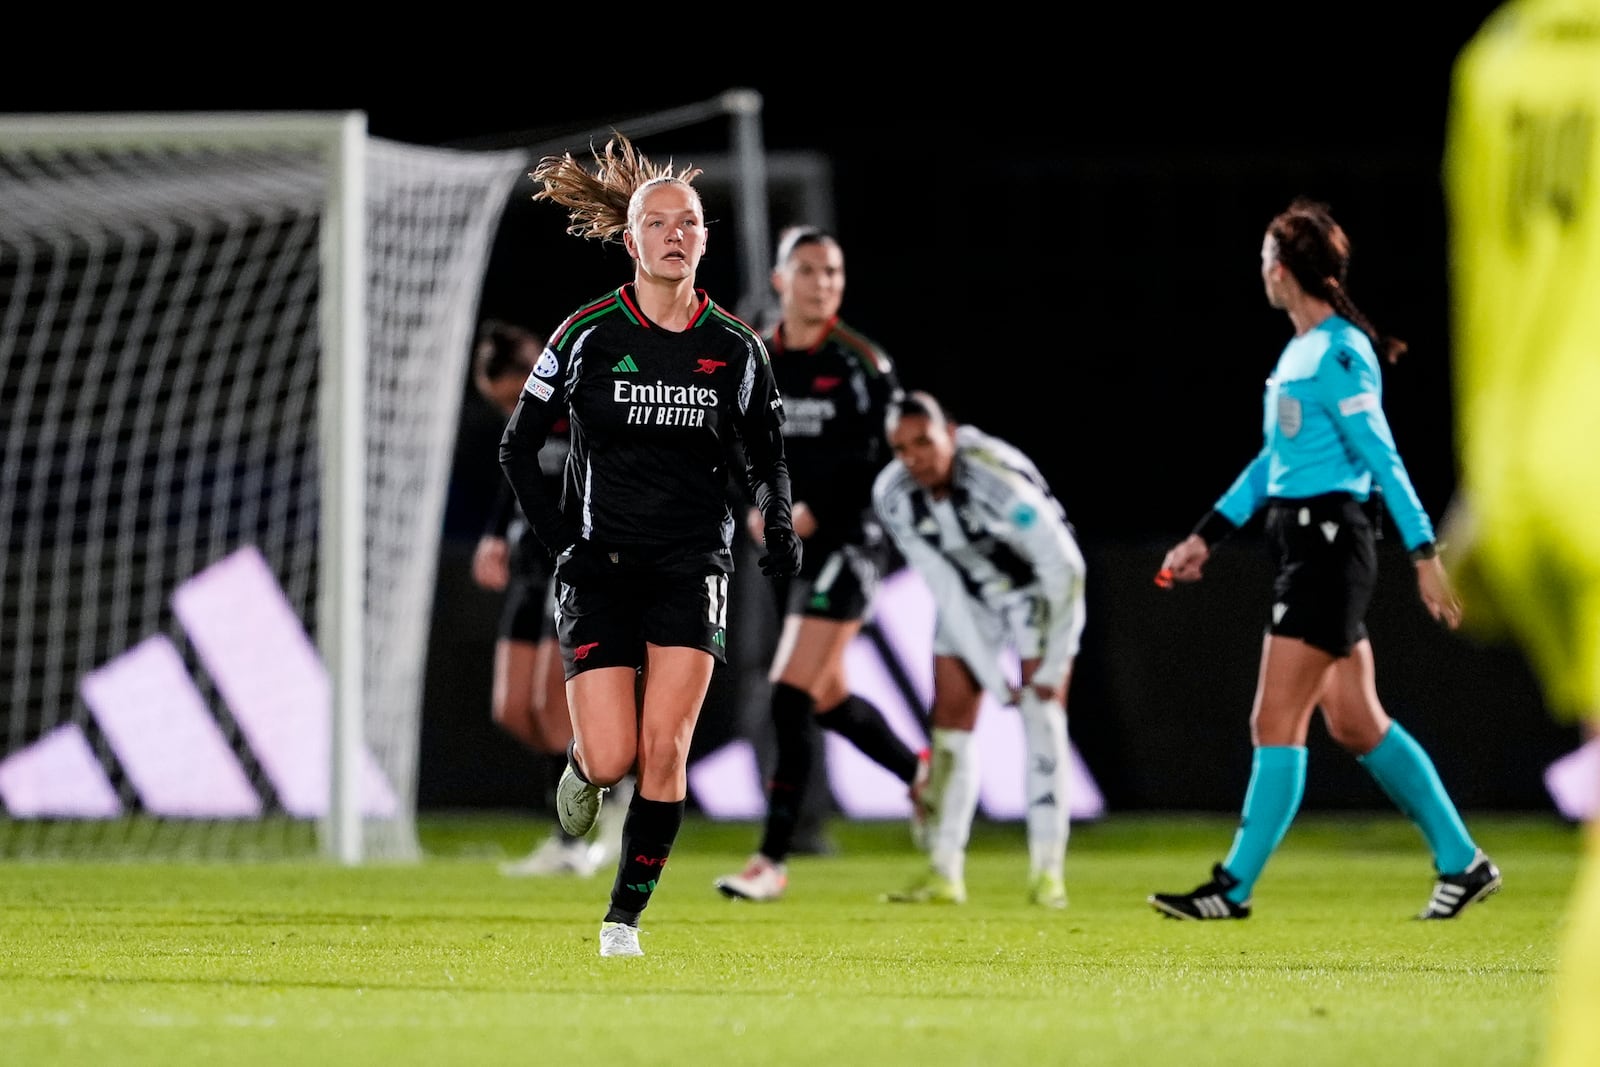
top-left (1269, 197), bottom-right (1408, 365)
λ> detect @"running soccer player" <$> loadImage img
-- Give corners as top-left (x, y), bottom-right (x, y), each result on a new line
top-left (715, 226), bottom-right (928, 903)
top-left (500, 132), bottom-right (801, 958)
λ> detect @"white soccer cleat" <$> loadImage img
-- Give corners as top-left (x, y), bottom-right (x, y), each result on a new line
top-left (714, 854), bottom-right (789, 901)
top-left (588, 831), bottom-right (620, 871)
top-left (499, 835), bottom-right (602, 878)
top-left (599, 921), bottom-right (643, 957)
top-left (555, 757), bottom-right (607, 837)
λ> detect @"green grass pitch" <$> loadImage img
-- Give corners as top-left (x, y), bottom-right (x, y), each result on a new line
top-left (0, 812), bottom-right (1582, 1067)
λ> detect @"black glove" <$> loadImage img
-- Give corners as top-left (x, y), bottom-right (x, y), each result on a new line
top-left (759, 526), bottom-right (802, 577)
top-left (538, 518), bottom-right (580, 566)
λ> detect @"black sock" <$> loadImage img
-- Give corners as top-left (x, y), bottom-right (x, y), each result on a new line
top-left (604, 793), bottom-right (684, 927)
top-left (793, 724), bottom-right (834, 847)
top-left (757, 683), bottom-right (816, 863)
top-left (815, 694), bottom-right (918, 783)
top-left (564, 737), bottom-right (592, 782)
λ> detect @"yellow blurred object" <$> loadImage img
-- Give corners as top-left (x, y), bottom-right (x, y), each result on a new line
top-left (1444, 3), bottom-right (1600, 1064)
top-left (1445, 0), bottom-right (1600, 726)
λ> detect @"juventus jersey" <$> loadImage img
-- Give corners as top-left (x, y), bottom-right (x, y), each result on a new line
top-left (500, 284), bottom-right (792, 557)
top-left (872, 424), bottom-right (1086, 699)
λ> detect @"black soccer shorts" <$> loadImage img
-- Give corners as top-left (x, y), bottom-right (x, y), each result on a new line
top-left (1263, 493), bottom-right (1377, 657)
top-left (498, 572), bottom-right (558, 644)
top-left (783, 542), bottom-right (886, 622)
top-left (553, 540), bottom-right (733, 678)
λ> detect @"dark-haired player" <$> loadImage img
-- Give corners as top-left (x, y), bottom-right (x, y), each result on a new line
top-left (872, 390), bottom-right (1086, 909)
top-left (716, 227), bottom-right (929, 903)
top-left (1148, 197), bottom-right (1498, 922)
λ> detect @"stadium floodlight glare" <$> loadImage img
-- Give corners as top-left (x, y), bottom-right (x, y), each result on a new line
top-left (0, 111), bottom-right (528, 863)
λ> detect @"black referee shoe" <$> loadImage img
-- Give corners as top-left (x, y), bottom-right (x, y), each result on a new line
top-left (1149, 863), bottom-right (1252, 920)
top-left (1417, 849), bottom-right (1502, 919)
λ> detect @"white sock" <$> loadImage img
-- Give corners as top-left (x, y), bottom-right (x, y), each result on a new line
top-left (1018, 690), bottom-right (1071, 880)
top-left (930, 727), bottom-right (980, 882)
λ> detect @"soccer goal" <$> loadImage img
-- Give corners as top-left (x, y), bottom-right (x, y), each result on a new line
top-left (0, 112), bottom-right (529, 862)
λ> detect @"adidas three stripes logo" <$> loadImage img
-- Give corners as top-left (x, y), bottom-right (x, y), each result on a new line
top-left (1189, 893), bottom-right (1235, 918)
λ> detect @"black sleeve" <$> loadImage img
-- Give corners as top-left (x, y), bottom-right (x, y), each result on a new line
top-left (1191, 509), bottom-right (1239, 548)
top-left (498, 394), bottom-right (575, 558)
top-left (844, 351), bottom-right (903, 526)
top-left (737, 362), bottom-right (794, 532)
top-left (482, 478), bottom-right (516, 539)
top-left (741, 420), bottom-right (794, 532)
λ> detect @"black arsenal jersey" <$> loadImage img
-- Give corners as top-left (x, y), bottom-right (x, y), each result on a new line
top-left (764, 316), bottom-right (901, 558)
top-left (500, 283), bottom-right (792, 557)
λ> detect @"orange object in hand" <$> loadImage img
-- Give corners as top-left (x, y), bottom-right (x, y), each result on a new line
top-left (1154, 567), bottom-right (1174, 589)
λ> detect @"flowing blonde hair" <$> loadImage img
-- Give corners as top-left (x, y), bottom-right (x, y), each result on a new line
top-left (529, 131), bottom-right (704, 243)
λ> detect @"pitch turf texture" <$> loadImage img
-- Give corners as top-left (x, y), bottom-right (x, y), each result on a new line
top-left (0, 814), bottom-right (1581, 1067)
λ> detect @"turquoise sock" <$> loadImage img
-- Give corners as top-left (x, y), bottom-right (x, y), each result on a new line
top-left (1221, 745), bottom-right (1307, 903)
top-left (1358, 721), bottom-right (1477, 874)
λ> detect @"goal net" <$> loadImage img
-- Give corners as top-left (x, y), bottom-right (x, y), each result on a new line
top-left (0, 112), bottom-right (529, 862)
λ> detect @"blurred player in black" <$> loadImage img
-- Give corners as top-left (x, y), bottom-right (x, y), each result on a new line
top-left (500, 132), bottom-right (800, 957)
top-left (715, 227), bottom-right (928, 903)
top-left (469, 320), bottom-right (633, 879)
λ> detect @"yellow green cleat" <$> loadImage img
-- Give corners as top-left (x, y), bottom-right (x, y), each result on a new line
top-left (882, 869), bottom-right (967, 904)
top-left (1029, 871), bottom-right (1068, 909)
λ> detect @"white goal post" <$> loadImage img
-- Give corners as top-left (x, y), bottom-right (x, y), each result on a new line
top-left (0, 112), bottom-right (529, 863)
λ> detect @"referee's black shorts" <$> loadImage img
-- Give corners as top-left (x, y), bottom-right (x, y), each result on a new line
top-left (553, 540), bottom-right (734, 678)
top-left (1264, 492), bottom-right (1377, 657)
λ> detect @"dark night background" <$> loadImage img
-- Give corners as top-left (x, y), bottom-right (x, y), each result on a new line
top-left (371, 7), bottom-right (1514, 549)
top-left (4, 8), bottom-right (1514, 546)
top-left (10, 7), bottom-right (1580, 814)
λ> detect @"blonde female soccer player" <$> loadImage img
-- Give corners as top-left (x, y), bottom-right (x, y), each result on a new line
top-left (499, 132), bottom-right (799, 957)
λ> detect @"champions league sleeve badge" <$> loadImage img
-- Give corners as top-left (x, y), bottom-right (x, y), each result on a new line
top-left (533, 347), bottom-right (561, 379)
